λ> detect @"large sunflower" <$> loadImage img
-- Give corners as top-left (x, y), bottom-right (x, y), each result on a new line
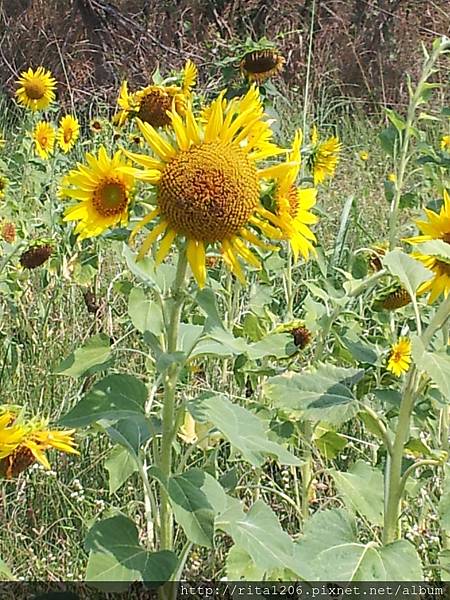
top-left (60, 147), bottom-right (135, 239)
top-left (16, 66), bottom-right (56, 112)
top-left (122, 86), bottom-right (296, 287)
top-left (309, 125), bottom-right (342, 185)
top-left (57, 115), bottom-right (80, 153)
top-left (33, 121), bottom-right (55, 159)
top-left (114, 60), bottom-right (197, 128)
top-left (273, 129), bottom-right (318, 260)
top-left (406, 190), bottom-right (450, 303)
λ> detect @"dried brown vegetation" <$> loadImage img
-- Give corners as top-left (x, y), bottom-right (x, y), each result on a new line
top-left (0, 0), bottom-right (449, 109)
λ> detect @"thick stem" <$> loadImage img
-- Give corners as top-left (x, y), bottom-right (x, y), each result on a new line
top-left (159, 249), bottom-right (188, 551)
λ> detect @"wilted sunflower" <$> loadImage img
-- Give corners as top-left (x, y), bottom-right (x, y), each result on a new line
top-left (406, 190), bottom-right (450, 303)
top-left (57, 115), bottom-right (80, 153)
top-left (309, 125), bottom-right (342, 185)
top-left (273, 129), bottom-right (318, 260)
top-left (114, 60), bottom-right (197, 128)
top-left (441, 136), bottom-right (450, 151)
top-left (240, 48), bottom-right (285, 84)
top-left (387, 338), bottom-right (412, 377)
top-left (0, 411), bottom-right (78, 478)
top-left (60, 146), bottom-right (135, 239)
top-left (123, 86), bottom-right (295, 287)
top-left (20, 240), bottom-right (53, 269)
top-left (15, 66), bottom-right (56, 112)
top-left (0, 175), bottom-right (8, 199)
top-left (33, 121), bottom-right (55, 159)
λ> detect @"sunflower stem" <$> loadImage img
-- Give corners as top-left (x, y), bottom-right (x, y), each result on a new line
top-left (159, 247), bottom-right (188, 551)
top-left (383, 294), bottom-right (450, 544)
top-left (285, 243), bottom-right (294, 319)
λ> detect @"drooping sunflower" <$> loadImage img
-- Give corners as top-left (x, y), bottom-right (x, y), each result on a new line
top-left (60, 146), bottom-right (135, 239)
top-left (114, 60), bottom-right (197, 128)
top-left (0, 412), bottom-right (78, 478)
top-left (33, 121), bottom-right (55, 159)
top-left (240, 48), bottom-right (285, 84)
top-left (15, 66), bottom-right (56, 112)
top-left (57, 115), bottom-right (80, 153)
top-left (273, 129), bottom-right (318, 260)
top-left (406, 190), bottom-right (450, 303)
top-left (441, 135), bottom-right (450, 151)
top-left (386, 338), bottom-right (412, 377)
top-left (309, 125), bottom-right (342, 185)
top-left (0, 175), bottom-right (8, 199)
top-left (123, 86), bottom-right (296, 287)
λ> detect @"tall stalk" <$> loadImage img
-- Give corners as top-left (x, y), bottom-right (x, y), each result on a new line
top-left (159, 248), bottom-right (188, 551)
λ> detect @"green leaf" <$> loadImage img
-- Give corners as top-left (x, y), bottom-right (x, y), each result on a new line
top-left (382, 249), bottom-right (432, 299)
top-left (247, 333), bottom-right (294, 360)
top-left (85, 515), bottom-right (177, 590)
top-left (412, 337), bottom-right (450, 398)
top-left (189, 394), bottom-right (299, 467)
top-left (195, 288), bottom-right (224, 330)
top-left (314, 429), bottom-right (347, 460)
top-left (417, 239), bottom-right (450, 262)
top-left (106, 415), bottom-right (151, 456)
top-left (379, 125), bottom-right (400, 157)
top-left (0, 558), bottom-right (13, 581)
top-left (385, 108), bottom-right (406, 132)
top-left (105, 446), bottom-right (138, 494)
top-left (330, 461), bottom-right (384, 526)
top-left (55, 333), bottom-right (113, 378)
top-left (263, 364), bottom-right (363, 425)
top-left (128, 287), bottom-right (163, 335)
top-left (341, 337), bottom-right (378, 365)
top-left (192, 327), bottom-right (249, 357)
top-left (294, 508), bottom-right (422, 580)
top-left (439, 464), bottom-right (450, 531)
top-left (60, 374), bottom-right (147, 428)
top-left (217, 498), bottom-right (297, 574)
top-left (226, 546), bottom-right (265, 580)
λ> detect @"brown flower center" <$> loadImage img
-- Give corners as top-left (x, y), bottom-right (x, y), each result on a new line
top-left (24, 79), bottom-right (46, 100)
top-left (138, 89), bottom-right (173, 128)
top-left (93, 181), bottom-right (128, 217)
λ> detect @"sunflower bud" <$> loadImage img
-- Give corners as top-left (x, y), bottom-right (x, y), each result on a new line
top-left (290, 326), bottom-right (313, 349)
top-left (1, 222), bottom-right (16, 243)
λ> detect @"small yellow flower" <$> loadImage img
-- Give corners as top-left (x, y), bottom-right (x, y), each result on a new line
top-left (309, 126), bottom-right (342, 185)
top-left (57, 115), bottom-right (80, 153)
top-left (15, 66), bottom-right (56, 112)
top-left (89, 118), bottom-right (104, 134)
top-left (387, 172), bottom-right (397, 183)
top-left (0, 133), bottom-right (5, 149)
top-left (440, 135), bottom-right (450, 151)
top-left (33, 121), bottom-right (55, 159)
top-left (359, 150), bottom-right (369, 161)
top-left (0, 175), bottom-right (8, 199)
top-left (387, 338), bottom-right (412, 377)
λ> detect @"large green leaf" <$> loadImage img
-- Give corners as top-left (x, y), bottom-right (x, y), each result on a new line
top-left (55, 333), bottom-right (113, 378)
top-left (128, 287), bottom-right (163, 335)
top-left (263, 364), bottom-right (363, 425)
top-left (330, 461), bottom-right (384, 526)
top-left (412, 337), bottom-right (450, 398)
top-left (192, 327), bottom-right (249, 357)
top-left (161, 469), bottom-right (227, 548)
top-left (247, 333), bottom-right (294, 360)
top-left (104, 446), bottom-right (138, 494)
top-left (294, 509), bottom-right (422, 580)
top-left (106, 415), bottom-right (151, 456)
top-left (85, 515), bottom-right (177, 590)
top-left (189, 394), bottom-right (299, 467)
top-left (226, 546), bottom-right (265, 580)
top-left (195, 287), bottom-right (224, 330)
top-left (217, 498), bottom-right (298, 574)
top-left (60, 374), bottom-right (147, 427)
top-left (382, 249), bottom-right (432, 298)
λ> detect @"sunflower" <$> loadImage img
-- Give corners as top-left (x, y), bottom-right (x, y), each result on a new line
top-left (309, 125), bottom-right (342, 185)
top-left (33, 121), bottom-right (55, 159)
top-left (15, 66), bottom-right (56, 111)
top-left (359, 150), bottom-right (369, 161)
top-left (60, 146), bottom-right (135, 239)
top-left (114, 60), bottom-right (197, 128)
top-left (0, 414), bottom-right (78, 479)
top-left (441, 135), bottom-right (450, 151)
top-left (387, 172), bottom-right (397, 183)
top-left (240, 49), bottom-right (285, 84)
top-left (123, 86), bottom-right (296, 287)
top-left (273, 129), bottom-right (318, 260)
top-left (57, 115), bottom-right (80, 153)
top-left (0, 175), bottom-right (8, 199)
top-left (89, 118), bottom-right (104, 134)
top-left (406, 190), bottom-right (450, 303)
top-left (387, 338), bottom-right (412, 377)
